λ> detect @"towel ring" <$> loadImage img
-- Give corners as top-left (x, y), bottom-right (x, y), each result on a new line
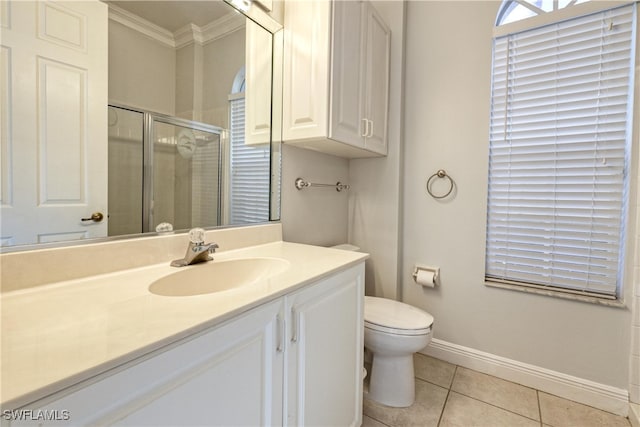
top-left (426, 170), bottom-right (454, 199)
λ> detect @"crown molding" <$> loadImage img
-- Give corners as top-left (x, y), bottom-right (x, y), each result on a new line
top-left (109, 5), bottom-right (244, 50)
top-left (108, 4), bottom-right (175, 48)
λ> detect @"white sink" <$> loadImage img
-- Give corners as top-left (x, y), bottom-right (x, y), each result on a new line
top-left (149, 258), bottom-right (290, 297)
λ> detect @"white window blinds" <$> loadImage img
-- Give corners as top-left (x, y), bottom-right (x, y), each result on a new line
top-left (229, 96), bottom-right (270, 224)
top-left (485, 4), bottom-right (636, 298)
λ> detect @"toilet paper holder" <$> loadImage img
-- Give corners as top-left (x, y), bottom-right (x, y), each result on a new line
top-left (412, 264), bottom-right (440, 287)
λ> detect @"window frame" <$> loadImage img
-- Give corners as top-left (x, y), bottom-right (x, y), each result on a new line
top-left (484, 1), bottom-right (639, 305)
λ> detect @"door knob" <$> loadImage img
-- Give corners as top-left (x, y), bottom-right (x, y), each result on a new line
top-left (81, 212), bottom-right (104, 222)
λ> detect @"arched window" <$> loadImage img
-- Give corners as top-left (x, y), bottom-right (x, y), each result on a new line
top-left (227, 67), bottom-right (270, 224)
top-left (484, 1), bottom-right (637, 301)
top-left (496, 0), bottom-right (591, 25)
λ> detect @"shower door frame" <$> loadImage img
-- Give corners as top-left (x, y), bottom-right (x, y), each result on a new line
top-left (109, 104), bottom-right (224, 233)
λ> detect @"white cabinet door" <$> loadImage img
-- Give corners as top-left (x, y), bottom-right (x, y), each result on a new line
top-left (363, 4), bottom-right (390, 155)
top-left (245, 18), bottom-right (272, 146)
top-left (328, 0), bottom-right (365, 148)
top-left (1, 0), bottom-right (108, 246)
top-left (282, 0), bottom-right (331, 143)
top-left (13, 300), bottom-right (284, 427)
top-left (285, 265), bottom-right (365, 427)
top-left (282, 0), bottom-right (389, 159)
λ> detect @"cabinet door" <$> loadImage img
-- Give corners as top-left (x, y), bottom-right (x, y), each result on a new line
top-left (245, 18), bottom-right (272, 146)
top-left (282, 0), bottom-right (331, 142)
top-left (285, 265), bottom-right (365, 427)
top-left (363, 3), bottom-right (390, 155)
top-left (328, 0), bottom-right (366, 148)
top-left (12, 300), bottom-right (285, 427)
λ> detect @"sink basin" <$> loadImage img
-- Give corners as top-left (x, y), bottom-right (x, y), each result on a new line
top-left (149, 258), bottom-right (290, 297)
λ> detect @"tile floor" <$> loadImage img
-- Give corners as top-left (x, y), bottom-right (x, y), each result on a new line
top-left (363, 353), bottom-right (631, 427)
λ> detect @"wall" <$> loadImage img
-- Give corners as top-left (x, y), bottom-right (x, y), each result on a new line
top-left (280, 144), bottom-right (349, 246)
top-left (349, 0), bottom-right (406, 299)
top-left (402, 0), bottom-right (633, 391)
top-left (630, 40), bottom-right (640, 412)
top-left (201, 29), bottom-right (246, 128)
top-left (108, 21), bottom-right (176, 115)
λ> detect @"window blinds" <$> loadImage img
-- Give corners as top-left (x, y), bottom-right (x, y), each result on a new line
top-left (485, 4), bottom-right (635, 298)
top-left (229, 96), bottom-right (270, 224)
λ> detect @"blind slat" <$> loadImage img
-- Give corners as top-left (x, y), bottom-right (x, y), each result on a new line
top-left (486, 4), bottom-right (634, 297)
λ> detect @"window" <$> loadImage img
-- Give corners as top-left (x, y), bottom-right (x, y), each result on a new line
top-left (485, 3), bottom-right (636, 300)
top-left (228, 67), bottom-right (270, 224)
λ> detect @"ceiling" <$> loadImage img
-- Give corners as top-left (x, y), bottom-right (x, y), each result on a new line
top-left (105, 1), bottom-right (235, 32)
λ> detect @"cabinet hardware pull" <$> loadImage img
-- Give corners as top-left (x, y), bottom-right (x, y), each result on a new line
top-left (361, 118), bottom-right (368, 137)
top-left (291, 307), bottom-right (299, 343)
top-left (276, 314), bottom-right (284, 352)
top-left (367, 120), bottom-right (374, 138)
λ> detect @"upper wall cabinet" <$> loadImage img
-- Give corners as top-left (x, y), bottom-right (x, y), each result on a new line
top-left (282, 0), bottom-right (390, 158)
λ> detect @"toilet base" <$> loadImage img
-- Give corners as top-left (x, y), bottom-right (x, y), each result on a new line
top-left (367, 353), bottom-right (415, 407)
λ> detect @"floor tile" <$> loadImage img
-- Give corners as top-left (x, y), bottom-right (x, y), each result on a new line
top-left (414, 353), bottom-right (456, 389)
top-left (539, 392), bottom-right (631, 427)
top-left (451, 367), bottom-right (539, 420)
top-left (363, 378), bottom-right (448, 427)
top-left (439, 391), bottom-right (540, 427)
top-left (362, 415), bottom-right (390, 427)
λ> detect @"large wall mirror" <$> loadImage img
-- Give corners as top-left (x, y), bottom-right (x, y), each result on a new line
top-left (0, 0), bottom-right (282, 251)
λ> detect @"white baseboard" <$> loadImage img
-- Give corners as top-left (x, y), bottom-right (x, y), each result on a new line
top-left (421, 338), bottom-right (630, 417)
top-left (630, 403), bottom-right (640, 427)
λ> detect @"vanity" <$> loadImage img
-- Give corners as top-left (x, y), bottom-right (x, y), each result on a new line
top-left (0, 224), bottom-right (368, 426)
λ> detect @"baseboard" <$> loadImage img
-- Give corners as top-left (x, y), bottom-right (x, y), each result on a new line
top-left (421, 338), bottom-right (630, 417)
top-left (630, 403), bottom-right (640, 427)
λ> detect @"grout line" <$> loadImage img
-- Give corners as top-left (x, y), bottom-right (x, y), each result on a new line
top-left (449, 389), bottom-right (544, 423)
top-left (436, 365), bottom-right (458, 426)
top-left (537, 390), bottom-right (544, 427)
top-left (363, 413), bottom-right (393, 427)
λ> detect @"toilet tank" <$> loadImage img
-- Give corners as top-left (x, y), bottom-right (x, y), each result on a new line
top-left (331, 244), bottom-right (360, 252)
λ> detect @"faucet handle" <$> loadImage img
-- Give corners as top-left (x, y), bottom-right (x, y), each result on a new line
top-left (209, 243), bottom-right (219, 254)
top-left (188, 227), bottom-right (206, 244)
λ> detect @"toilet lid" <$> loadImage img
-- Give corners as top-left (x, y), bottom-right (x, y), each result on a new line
top-left (364, 296), bottom-right (433, 336)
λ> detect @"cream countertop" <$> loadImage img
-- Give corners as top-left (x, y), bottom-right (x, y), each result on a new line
top-left (1, 241), bottom-right (367, 409)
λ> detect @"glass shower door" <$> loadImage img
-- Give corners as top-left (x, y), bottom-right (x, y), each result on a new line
top-left (149, 119), bottom-right (222, 232)
top-left (108, 106), bottom-right (144, 237)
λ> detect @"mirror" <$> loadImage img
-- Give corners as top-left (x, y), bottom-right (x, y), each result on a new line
top-left (0, 0), bottom-right (282, 251)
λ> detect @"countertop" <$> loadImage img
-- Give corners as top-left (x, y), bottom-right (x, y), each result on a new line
top-left (0, 241), bottom-right (367, 409)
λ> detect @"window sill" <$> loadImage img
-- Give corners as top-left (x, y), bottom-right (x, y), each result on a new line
top-left (485, 281), bottom-right (626, 308)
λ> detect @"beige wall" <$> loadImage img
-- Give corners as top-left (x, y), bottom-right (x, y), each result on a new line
top-left (401, 0), bottom-right (634, 389)
top-left (202, 29), bottom-right (246, 128)
top-left (108, 21), bottom-right (176, 115)
top-left (281, 144), bottom-right (349, 246)
top-left (349, 0), bottom-right (406, 299)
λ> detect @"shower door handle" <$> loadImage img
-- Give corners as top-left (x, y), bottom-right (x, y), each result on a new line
top-left (81, 212), bottom-right (104, 222)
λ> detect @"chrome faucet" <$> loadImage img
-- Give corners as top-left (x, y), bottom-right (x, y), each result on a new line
top-left (170, 228), bottom-right (219, 267)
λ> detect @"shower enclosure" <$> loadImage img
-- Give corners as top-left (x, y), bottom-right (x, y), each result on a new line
top-left (107, 105), bottom-right (223, 236)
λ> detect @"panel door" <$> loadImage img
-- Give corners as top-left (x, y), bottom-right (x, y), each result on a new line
top-left (282, 0), bottom-right (331, 142)
top-left (328, 0), bottom-right (366, 148)
top-left (0, 0), bottom-right (108, 246)
top-left (245, 19), bottom-right (272, 146)
top-left (363, 3), bottom-right (390, 155)
top-left (285, 264), bottom-right (365, 427)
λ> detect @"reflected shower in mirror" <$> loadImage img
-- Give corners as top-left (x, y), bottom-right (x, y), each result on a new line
top-left (0, 0), bottom-right (278, 249)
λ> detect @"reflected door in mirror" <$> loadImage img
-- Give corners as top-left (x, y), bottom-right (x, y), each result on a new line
top-left (1, 1), bottom-right (108, 246)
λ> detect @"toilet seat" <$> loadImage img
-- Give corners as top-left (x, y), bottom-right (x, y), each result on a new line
top-left (364, 296), bottom-right (433, 336)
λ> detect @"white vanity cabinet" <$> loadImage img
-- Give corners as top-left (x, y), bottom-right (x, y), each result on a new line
top-left (282, 0), bottom-right (390, 158)
top-left (285, 264), bottom-right (364, 426)
top-left (10, 264), bottom-right (364, 427)
top-left (10, 299), bottom-right (285, 427)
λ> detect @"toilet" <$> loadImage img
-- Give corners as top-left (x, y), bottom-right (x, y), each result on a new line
top-left (331, 244), bottom-right (434, 407)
